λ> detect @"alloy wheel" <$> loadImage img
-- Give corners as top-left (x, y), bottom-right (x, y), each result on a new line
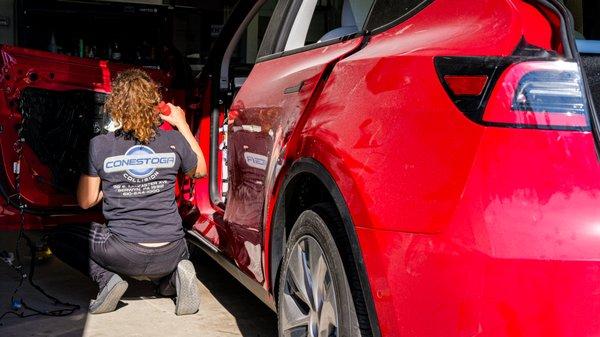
top-left (281, 235), bottom-right (339, 337)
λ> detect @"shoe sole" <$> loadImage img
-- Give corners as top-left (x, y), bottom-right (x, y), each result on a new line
top-left (90, 280), bottom-right (128, 314)
top-left (175, 260), bottom-right (200, 315)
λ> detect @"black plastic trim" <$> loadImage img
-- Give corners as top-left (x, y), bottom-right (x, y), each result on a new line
top-left (478, 121), bottom-right (590, 132)
top-left (363, 0), bottom-right (434, 36)
top-left (256, 31), bottom-right (364, 64)
top-left (272, 0), bottom-right (303, 54)
top-left (434, 55), bottom-right (508, 121)
top-left (269, 158), bottom-right (382, 337)
top-left (525, 0), bottom-right (573, 58)
top-left (255, 0), bottom-right (368, 64)
top-left (434, 49), bottom-right (591, 131)
top-left (257, 0), bottom-right (295, 59)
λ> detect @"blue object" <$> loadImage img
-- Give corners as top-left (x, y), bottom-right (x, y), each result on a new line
top-left (576, 40), bottom-right (600, 54)
top-left (11, 298), bottom-right (22, 310)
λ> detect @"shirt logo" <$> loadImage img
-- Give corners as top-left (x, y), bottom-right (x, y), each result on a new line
top-left (103, 145), bottom-right (176, 178)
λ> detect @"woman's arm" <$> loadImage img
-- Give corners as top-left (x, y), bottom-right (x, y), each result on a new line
top-left (77, 174), bottom-right (103, 209)
top-left (160, 103), bottom-right (207, 178)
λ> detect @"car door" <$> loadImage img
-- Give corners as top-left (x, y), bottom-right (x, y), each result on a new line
top-left (0, 45), bottom-right (180, 230)
top-left (211, 0), bottom-right (373, 285)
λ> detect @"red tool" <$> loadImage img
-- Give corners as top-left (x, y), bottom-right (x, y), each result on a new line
top-left (157, 101), bottom-right (171, 116)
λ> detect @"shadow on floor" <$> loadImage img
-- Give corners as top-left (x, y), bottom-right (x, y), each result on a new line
top-left (0, 231), bottom-right (276, 337)
top-left (0, 233), bottom-right (94, 337)
top-left (190, 252), bottom-right (277, 337)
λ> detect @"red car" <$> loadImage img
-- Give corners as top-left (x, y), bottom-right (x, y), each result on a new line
top-left (1, 0), bottom-right (600, 336)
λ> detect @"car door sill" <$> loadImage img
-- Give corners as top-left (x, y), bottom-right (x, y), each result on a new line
top-left (185, 230), bottom-right (276, 312)
top-left (186, 229), bottom-right (220, 253)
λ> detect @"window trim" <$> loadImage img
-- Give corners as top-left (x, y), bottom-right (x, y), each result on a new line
top-left (220, 0), bottom-right (268, 90)
top-left (273, 0), bottom-right (304, 52)
top-left (256, 0), bottom-right (296, 59)
top-left (361, 0), bottom-right (434, 35)
top-left (257, 31), bottom-right (364, 63)
top-left (255, 0), bottom-right (434, 63)
top-left (284, 0), bottom-right (319, 51)
top-left (256, 0), bottom-right (371, 63)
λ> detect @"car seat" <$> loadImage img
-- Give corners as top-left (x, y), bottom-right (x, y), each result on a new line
top-left (318, 0), bottom-right (359, 43)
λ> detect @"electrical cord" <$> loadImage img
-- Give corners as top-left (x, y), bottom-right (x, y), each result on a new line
top-left (0, 134), bottom-right (80, 326)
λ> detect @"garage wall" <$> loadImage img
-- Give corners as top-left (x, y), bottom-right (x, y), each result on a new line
top-left (0, 0), bottom-right (15, 45)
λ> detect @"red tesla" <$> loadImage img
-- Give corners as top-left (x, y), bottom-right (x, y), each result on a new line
top-left (1, 0), bottom-right (600, 336)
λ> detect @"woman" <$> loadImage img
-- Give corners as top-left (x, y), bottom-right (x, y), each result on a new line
top-left (76, 69), bottom-right (206, 315)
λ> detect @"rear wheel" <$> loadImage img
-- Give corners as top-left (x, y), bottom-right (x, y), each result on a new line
top-left (277, 208), bottom-right (360, 337)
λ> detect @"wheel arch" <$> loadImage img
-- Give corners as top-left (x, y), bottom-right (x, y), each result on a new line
top-left (269, 157), bottom-right (381, 337)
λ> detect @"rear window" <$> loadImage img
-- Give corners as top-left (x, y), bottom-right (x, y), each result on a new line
top-left (364, 0), bottom-right (427, 31)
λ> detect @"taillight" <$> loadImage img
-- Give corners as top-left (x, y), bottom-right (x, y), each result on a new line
top-left (484, 61), bottom-right (588, 128)
top-left (435, 56), bottom-right (590, 130)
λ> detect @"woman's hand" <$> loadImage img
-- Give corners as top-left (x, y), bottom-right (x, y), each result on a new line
top-left (159, 103), bottom-right (189, 130)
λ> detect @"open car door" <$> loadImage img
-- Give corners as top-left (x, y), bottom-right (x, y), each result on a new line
top-left (0, 45), bottom-right (178, 230)
top-left (189, 0), bottom-right (370, 302)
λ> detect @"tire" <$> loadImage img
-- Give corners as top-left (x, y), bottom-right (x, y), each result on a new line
top-left (277, 207), bottom-right (361, 337)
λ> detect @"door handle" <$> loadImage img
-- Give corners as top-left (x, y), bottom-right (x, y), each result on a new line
top-left (283, 81), bottom-right (304, 94)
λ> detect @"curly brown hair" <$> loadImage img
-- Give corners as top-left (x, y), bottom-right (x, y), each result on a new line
top-left (105, 69), bottom-right (161, 144)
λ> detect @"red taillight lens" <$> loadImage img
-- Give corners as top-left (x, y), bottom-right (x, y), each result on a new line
top-left (443, 75), bottom-right (488, 96)
top-left (484, 61), bottom-right (588, 128)
top-left (435, 56), bottom-right (590, 131)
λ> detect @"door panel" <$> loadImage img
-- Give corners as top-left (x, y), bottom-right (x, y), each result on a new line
top-left (0, 46), bottom-right (176, 226)
top-left (220, 37), bottom-right (364, 284)
top-left (0, 46), bottom-right (113, 210)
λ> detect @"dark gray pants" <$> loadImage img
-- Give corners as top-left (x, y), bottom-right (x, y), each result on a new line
top-left (49, 222), bottom-right (189, 290)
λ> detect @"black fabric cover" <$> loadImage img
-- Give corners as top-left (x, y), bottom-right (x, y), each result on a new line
top-left (18, 88), bottom-right (109, 191)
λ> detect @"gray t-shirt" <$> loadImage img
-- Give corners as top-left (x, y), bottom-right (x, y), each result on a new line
top-left (87, 129), bottom-right (197, 243)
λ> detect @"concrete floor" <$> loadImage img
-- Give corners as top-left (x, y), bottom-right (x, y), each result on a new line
top-left (0, 232), bottom-right (277, 337)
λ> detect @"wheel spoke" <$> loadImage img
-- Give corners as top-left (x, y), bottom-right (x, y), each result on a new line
top-left (287, 241), bottom-right (313, 309)
top-left (318, 280), bottom-right (338, 337)
top-left (309, 245), bottom-right (328, 313)
top-left (281, 236), bottom-right (339, 337)
top-left (301, 239), bottom-right (315, 309)
top-left (281, 291), bottom-right (311, 337)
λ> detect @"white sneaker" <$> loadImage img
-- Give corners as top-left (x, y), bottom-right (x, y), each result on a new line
top-left (175, 260), bottom-right (200, 315)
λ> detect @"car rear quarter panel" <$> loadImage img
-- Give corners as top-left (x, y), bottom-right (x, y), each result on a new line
top-left (289, 0), bottom-right (600, 336)
top-left (295, 0), bottom-right (530, 235)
